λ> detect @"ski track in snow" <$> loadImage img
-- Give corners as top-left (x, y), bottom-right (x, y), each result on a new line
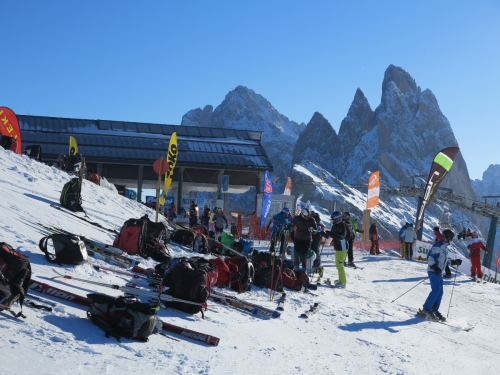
top-left (1, 148), bottom-right (500, 375)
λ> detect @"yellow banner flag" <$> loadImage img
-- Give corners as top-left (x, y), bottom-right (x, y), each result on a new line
top-left (159, 132), bottom-right (178, 206)
top-left (69, 136), bottom-right (78, 155)
top-left (366, 171), bottom-right (380, 209)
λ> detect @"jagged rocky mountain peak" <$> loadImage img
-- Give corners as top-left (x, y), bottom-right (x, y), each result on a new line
top-left (181, 105), bottom-right (213, 127)
top-left (338, 87), bottom-right (374, 139)
top-left (482, 164), bottom-right (500, 181)
top-left (382, 64), bottom-right (421, 96)
top-left (291, 111), bottom-right (338, 172)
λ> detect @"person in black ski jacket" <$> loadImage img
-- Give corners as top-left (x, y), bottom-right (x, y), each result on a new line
top-left (310, 211), bottom-right (324, 267)
top-left (200, 206), bottom-right (211, 227)
top-left (342, 212), bottom-right (354, 267)
top-left (188, 201), bottom-right (199, 228)
top-left (290, 208), bottom-right (317, 267)
top-left (324, 211), bottom-right (349, 288)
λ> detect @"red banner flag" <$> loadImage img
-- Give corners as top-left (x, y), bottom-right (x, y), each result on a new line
top-left (0, 107), bottom-right (22, 154)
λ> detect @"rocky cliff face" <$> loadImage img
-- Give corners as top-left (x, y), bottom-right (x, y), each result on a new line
top-left (291, 112), bottom-right (338, 172)
top-left (182, 85), bottom-right (305, 185)
top-left (471, 164), bottom-right (500, 199)
top-left (326, 64), bottom-right (476, 200)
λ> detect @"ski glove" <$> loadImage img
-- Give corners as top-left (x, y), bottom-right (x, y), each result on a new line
top-left (432, 264), bottom-right (442, 274)
top-left (450, 259), bottom-right (462, 266)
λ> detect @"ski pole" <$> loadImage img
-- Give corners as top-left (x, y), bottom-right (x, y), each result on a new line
top-left (390, 277), bottom-right (428, 303)
top-left (446, 264), bottom-right (459, 319)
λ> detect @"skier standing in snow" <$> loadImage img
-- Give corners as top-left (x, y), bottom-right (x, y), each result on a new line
top-left (433, 226), bottom-right (453, 278)
top-left (344, 212), bottom-right (363, 267)
top-left (324, 211), bottom-right (349, 288)
top-left (208, 208), bottom-right (217, 238)
top-left (403, 223), bottom-right (416, 260)
top-left (201, 205), bottom-right (211, 227)
top-left (290, 208), bottom-right (317, 267)
top-left (369, 221), bottom-right (380, 255)
top-left (421, 229), bottom-right (462, 321)
top-left (213, 207), bottom-right (228, 241)
top-left (311, 211), bottom-right (324, 267)
top-left (467, 231), bottom-right (489, 281)
top-left (268, 207), bottom-right (291, 254)
top-left (399, 222), bottom-right (409, 258)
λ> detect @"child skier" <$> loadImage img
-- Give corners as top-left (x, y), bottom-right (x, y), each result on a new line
top-left (420, 229), bottom-right (462, 321)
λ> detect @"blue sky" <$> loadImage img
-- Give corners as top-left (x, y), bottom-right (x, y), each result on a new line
top-left (2, 1), bottom-right (499, 181)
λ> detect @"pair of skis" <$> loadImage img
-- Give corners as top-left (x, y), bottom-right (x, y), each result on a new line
top-left (415, 309), bottom-right (474, 332)
top-left (20, 219), bottom-right (138, 269)
top-left (211, 289), bottom-right (281, 319)
top-left (27, 277), bottom-right (220, 345)
top-left (128, 264), bottom-right (283, 319)
top-left (300, 302), bottom-right (319, 318)
top-left (49, 204), bottom-right (118, 234)
top-left (51, 269), bottom-right (207, 309)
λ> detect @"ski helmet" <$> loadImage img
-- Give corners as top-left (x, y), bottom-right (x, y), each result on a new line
top-left (300, 207), bottom-right (310, 218)
top-left (343, 212), bottom-right (350, 218)
top-left (282, 207), bottom-right (290, 215)
top-left (471, 231), bottom-right (478, 238)
top-left (442, 229), bottom-right (455, 242)
top-left (433, 226), bottom-right (440, 231)
top-left (330, 211), bottom-right (342, 224)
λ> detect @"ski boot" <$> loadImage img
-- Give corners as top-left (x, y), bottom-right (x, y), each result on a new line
top-left (433, 311), bottom-right (446, 322)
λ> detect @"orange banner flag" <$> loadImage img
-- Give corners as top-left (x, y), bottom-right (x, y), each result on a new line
top-left (366, 171), bottom-right (380, 209)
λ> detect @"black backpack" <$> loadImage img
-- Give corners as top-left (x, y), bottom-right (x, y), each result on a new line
top-left (60, 178), bottom-right (84, 212)
top-left (0, 243), bottom-right (31, 311)
top-left (161, 257), bottom-right (215, 316)
top-left (144, 216), bottom-right (168, 243)
top-left (144, 238), bottom-right (171, 262)
top-left (193, 233), bottom-right (209, 254)
top-left (23, 145), bottom-right (42, 162)
top-left (0, 135), bottom-right (17, 152)
top-left (225, 256), bottom-right (254, 293)
top-left (39, 234), bottom-right (88, 265)
top-left (87, 293), bottom-right (159, 342)
top-left (171, 229), bottom-right (195, 246)
top-left (251, 251), bottom-right (281, 290)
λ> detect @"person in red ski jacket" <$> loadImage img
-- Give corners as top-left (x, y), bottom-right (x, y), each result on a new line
top-left (467, 231), bottom-right (489, 279)
top-left (433, 227), bottom-right (443, 242)
top-left (369, 221), bottom-right (380, 255)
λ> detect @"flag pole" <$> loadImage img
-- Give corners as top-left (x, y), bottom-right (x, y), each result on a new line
top-left (155, 158), bottom-right (163, 223)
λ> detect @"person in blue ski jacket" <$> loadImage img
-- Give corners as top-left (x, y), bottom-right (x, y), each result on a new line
top-left (267, 207), bottom-right (291, 254)
top-left (399, 222), bottom-right (409, 257)
top-left (421, 229), bottom-right (462, 321)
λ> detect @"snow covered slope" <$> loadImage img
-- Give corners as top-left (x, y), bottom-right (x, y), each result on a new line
top-left (1, 148), bottom-right (499, 375)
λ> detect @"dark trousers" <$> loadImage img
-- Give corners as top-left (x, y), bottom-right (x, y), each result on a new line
top-left (270, 233), bottom-right (285, 254)
top-left (347, 238), bottom-right (354, 263)
top-left (405, 242), bottom-right (413, 260)
top-left (293, 239), bottom-right (310, 267)
top-left (370, 240), bottom-right (379, 254)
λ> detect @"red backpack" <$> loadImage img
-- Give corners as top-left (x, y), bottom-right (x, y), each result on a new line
top-left (210, 257), bottom-right (238, 288)
top-left (113, 217), bottom-right (148, 255)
